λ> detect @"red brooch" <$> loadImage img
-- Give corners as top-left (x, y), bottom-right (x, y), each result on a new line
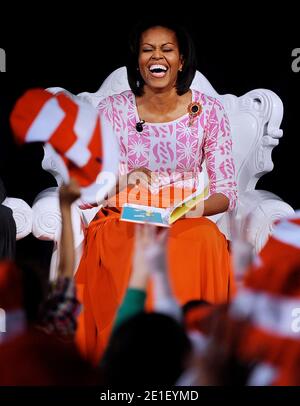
top-left (187, 101), bottom-right (202, 127)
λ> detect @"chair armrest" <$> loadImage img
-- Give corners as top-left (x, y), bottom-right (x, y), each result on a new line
top-left (237, 190), bottom-right (294, 253)
top-left (3, 197), bottom-right (33, 240)
top-left (32, 187), bottom-right (62, 241)
top-left (32, 187), bottom-right (84, 244)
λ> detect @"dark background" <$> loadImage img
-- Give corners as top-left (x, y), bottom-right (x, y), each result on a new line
top-left (1, 9), bottom-right (299, 209)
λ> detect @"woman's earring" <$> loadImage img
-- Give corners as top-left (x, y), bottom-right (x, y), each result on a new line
top-left (136, 67), bottom-right (140, 87)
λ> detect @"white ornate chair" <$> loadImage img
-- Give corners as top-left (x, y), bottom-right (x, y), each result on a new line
top-left (3, 197), bottom-right (32, 240)
top-left (31, 67), bottom-right (294, 278)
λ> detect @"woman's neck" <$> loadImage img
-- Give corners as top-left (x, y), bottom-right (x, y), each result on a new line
top-left (141, 87), bottom-right (180, 114)
top-left (136, 87), bottom-right (192, 122)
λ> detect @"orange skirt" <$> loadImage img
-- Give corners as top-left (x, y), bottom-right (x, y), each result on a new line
top-left (75, 206), bottom-right (236, 364)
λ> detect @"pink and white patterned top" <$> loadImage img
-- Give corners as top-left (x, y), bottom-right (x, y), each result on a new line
top-left (97, 89), bottom-right (237, 211)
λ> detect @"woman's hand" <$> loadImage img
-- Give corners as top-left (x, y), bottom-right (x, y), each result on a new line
top-left (117, 167), bottom-right (160, 193)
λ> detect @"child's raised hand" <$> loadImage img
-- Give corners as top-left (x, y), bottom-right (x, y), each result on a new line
top-left (59, 178), bottom-right (81, 208)
top-left (142, 226), bottom-right (169, 273)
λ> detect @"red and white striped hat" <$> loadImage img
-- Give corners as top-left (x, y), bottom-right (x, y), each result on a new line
top-left (10, 89), bottom-right (119, 206)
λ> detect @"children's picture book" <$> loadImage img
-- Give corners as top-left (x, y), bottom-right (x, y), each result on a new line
top-left (120, 186), bottom-right (209, 227)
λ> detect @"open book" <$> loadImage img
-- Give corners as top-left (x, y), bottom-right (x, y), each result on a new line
top-left (120, 186), bottom-right (209, 227)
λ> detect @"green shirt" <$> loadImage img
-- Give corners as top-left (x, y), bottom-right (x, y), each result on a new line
top-left (114, 288), bottom-right (146, 330)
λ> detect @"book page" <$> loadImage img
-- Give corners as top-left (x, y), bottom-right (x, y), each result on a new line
top-left (120, 172), bottom-right (209, 225)
top-left (121, 203), bottom-right (171, 227)
top-left (169, 185), bottom-right (209, 224)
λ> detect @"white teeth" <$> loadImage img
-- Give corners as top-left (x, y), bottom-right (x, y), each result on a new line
top-left (149, 64), bottom-right (168, 72)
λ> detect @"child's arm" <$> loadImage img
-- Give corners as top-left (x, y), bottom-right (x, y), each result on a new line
top-left (144, 227), bottom-right (182, 322)
top-left (58, 179), bottom-right (81, 278)
top-left (114, 224), bottom-right (150, 329)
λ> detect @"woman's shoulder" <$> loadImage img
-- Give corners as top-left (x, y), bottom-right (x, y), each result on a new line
top-left (192, 89), bottom-right (218, 107)
top-left (96, 90), bottom-right (135, 123)
top-left (97, 90), bottom-right (134, 110)
top-left (192, 90), bottom-right (228, 119)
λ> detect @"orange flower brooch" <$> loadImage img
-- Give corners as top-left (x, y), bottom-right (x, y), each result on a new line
top-left (187, 101), bottom-right (202, 127)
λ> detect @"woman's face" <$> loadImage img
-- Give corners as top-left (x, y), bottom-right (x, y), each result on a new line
top-left (138, 26), bottom-right (183, 92)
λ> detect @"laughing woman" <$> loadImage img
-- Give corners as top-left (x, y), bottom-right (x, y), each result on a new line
top-left (75, 18), bottom-right (237, 364)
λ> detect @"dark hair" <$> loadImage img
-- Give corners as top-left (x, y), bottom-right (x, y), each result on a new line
top-left (0, 178), bottom-right (16, 260)
top-left (15, 235), bottom-right (53, 322)
top-left (0, 205), bottom-right (16, 260)
top-left (182, 299), bottom-right (212, 315)
top-left (100, 312), bottom-right (191, 385)
top-left (127, 17), bottom-right (197, 96)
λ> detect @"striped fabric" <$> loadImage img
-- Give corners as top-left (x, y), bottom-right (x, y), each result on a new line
top-left (180, 213), bottom-right (300, 385)
top-left (11, 88), bottom-right (103, 187)
top-left (243, 212), bottom-right (300, 298)
top-left (228, 211), bottom-right (300, 385)
top-left (10, 89), bottom-right (119, 206)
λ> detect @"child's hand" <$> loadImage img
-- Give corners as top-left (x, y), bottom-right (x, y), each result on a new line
top-left (130, 224), bottom-right (152, 289)
top-left (143, 226), bottom-right (169, 273)
top-left (59, 178), bottom-right (81, 208)
top-left (131, 225), bottom-right (169, 289)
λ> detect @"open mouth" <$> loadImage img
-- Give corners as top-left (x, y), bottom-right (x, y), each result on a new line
top-left (148, 64), bottom-right (168, 78)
